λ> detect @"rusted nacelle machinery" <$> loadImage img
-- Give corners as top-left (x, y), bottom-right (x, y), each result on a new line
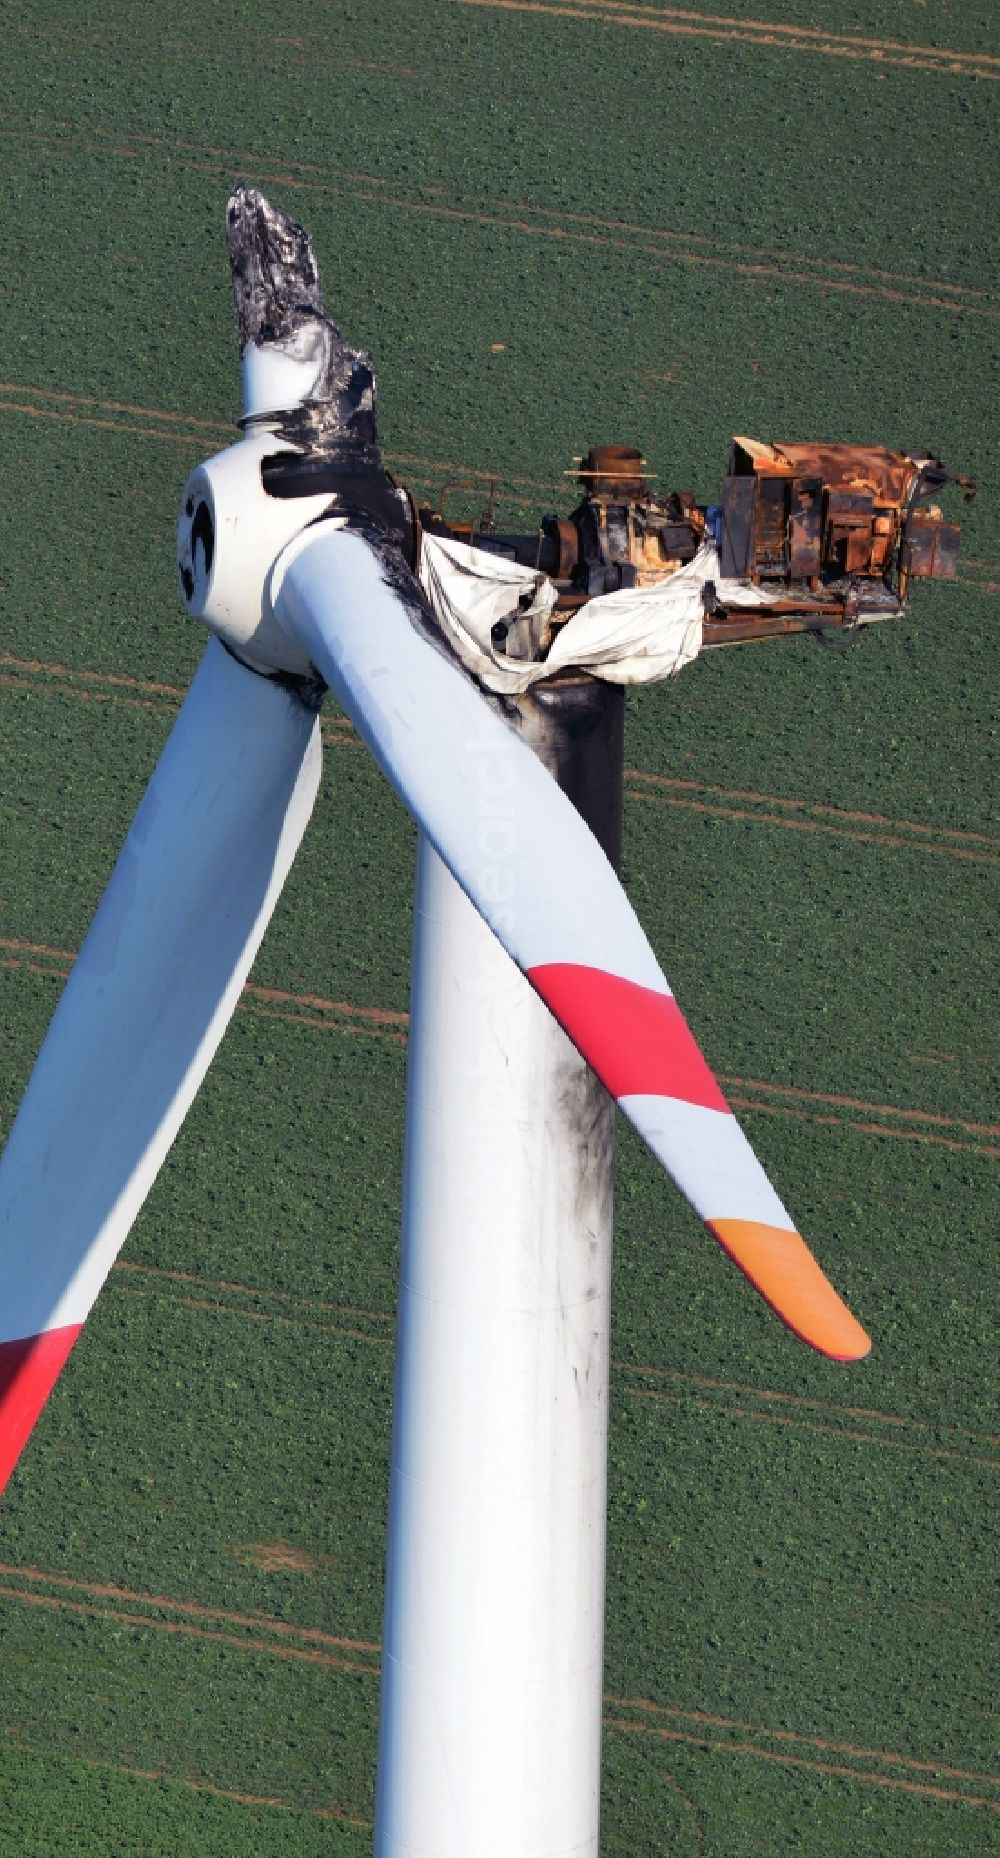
top-left (420, 438), bottom-right (975, 649)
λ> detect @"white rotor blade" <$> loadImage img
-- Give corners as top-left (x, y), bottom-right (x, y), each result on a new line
top-left (0, 638), bottom-right (322, 1490)
top-left (275, 522), bottom-right (869, 1362)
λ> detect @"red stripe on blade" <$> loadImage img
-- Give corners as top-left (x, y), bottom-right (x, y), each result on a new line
top-left (0, 1325), bottom-right (82, 1495)
top-left (528, 963), bottom-right (729, 1111)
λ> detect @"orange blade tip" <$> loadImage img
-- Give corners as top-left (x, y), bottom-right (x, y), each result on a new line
top-left (708, 1219), bottom-right (871, 1362)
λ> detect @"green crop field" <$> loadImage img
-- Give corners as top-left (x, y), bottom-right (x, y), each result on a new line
top-left (0, 3), bottom-right (997, 1853)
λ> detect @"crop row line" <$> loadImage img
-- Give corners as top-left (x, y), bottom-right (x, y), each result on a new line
top-left (625, 772), bottom-right (1000, 866)
top-left (3, 936), bottom-right (995, 1159)
top-left (626, 1382), bottom-right (999, 1467)
top-left (2, 375), bottom-right (996, 607)
top-left (0, 636), bottom-right (996, 866)
top-left (1, 1729), bottom-right (372, 1833)
top-left (6, 120), bottom-right (995, 313)
top-left (10, 372), bottom-right (999, 552)
top-left (107, 1260), bottom-right (999, 1463)
top-left (3, 380), bottom-right (995, 611)
top-left (454, 0), bottom-right (1000, 82)
top-left (15, 5), bottom-right (996, 82)
top-left (0, 377), bottom-right (567, 498)
top-left (13, 5), bottom-right (997, 83)
top-left (2, 123), bottom-right (996, 317)
top-left (1, 1565), bottom-right (996, 1808)
top-left (607, 1713), bottom-right (1000, 1811)
top-left (3, 375), bottom-right (994, 624)
top-left (498, 195), bottom-right (994, 302)
top-left (6, 380), bottom-right (995, 584)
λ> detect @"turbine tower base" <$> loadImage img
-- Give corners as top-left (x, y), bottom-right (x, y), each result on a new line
top-left (376, 678), bottom-right (624, 1856)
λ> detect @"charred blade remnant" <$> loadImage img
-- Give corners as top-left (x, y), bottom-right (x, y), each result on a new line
top-left (226, 182), bottom-right (323, 348)
top-left (225, 184), bottom-right (416, 560)
top-left (226, 182), bottom-right (377, 451)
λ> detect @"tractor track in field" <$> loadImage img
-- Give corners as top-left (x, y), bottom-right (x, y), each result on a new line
top-left (113, 1259), bottom-right (396, 1349)
top-left (2, 935), bottom-right (996, 1159)
top-left (623, 771), bottom-right (1000, 865)
top-left (0, 646), bottom-right (997, 870)
top-left (1, 1565), bottom-right (997, 1813)
top-left (498, 197), bottom-right (995, 304)
top-left (105, 1260), bottom-right (1000, 1467)
top-left (11, 3), bottom-right (998, 84)
top-left (17, 375), bottom-right (1000, 572)
top-left (2, 380), bottom-right (996, 562)
top-left (1, 1733), bottom-right (374, 1832)
top-left (0, 651), bottom-right (357, 748)
top-left (454, 0), bottom-right (1000, 82)
top-left (2, 125), bottom-right (996, 317)
top-left (2, 382), bottom-right (996, 578)
top-left (0, 379), bottom-right (568, 496)
top-left (627, 1382), bottom-right (1000, 1467)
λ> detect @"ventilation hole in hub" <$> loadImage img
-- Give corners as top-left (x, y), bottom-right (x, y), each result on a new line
top-left (192, 500), bottom-right (215, 575)
top-left (180, 565), bottom-right (194, 599)
top-left (185, 496), bottom-right (195, 517)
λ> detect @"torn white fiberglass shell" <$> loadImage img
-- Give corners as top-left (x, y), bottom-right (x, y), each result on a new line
top-left (418, 532), bottom-right (779, 693)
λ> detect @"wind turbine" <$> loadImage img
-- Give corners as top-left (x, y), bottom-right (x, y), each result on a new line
top-left (0, 187), bottom-right (872, 1855)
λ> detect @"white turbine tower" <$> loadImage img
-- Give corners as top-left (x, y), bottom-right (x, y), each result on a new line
top-left (0, 190), bottom-right (869, 1855)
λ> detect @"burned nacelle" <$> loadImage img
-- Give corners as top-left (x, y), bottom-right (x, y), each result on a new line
top-left (421, 443), bottom-right (707, 594)
top-left (418, 437), bottom-right (975, 650)
top-left (717, 438), bottom-right (975, 599)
